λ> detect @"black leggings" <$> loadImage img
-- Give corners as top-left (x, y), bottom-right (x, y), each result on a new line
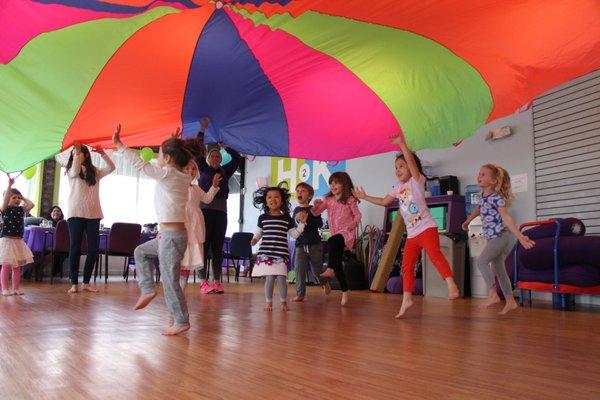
top-left (200, 209), bottom-right (227, 281)
top-left (328, 234), bottom-right (348, 292)
top-left (67, 217), bottom-right (100, 284)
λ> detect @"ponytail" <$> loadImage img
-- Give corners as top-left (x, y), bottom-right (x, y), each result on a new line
top-left (482, 163), bottom-right (514, 206)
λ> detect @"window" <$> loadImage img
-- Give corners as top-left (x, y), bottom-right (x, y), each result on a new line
top-left (57, 150), bottom-right (242, 234)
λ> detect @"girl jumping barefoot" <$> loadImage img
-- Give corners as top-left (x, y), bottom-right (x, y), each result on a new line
top-left (353, 135), bottom-right (459, 318)
top-left (311, 172), bottom-right (362, 306)
top-left (114, 126), bottom-right (195, 336)
top-left (251, 185), bottom-right (306, 312)
top-left (462, 164), bottom-right (534, 314)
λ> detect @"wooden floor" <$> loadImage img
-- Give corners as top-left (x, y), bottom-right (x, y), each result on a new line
top-left (1, 279), bottom-right (599, 400)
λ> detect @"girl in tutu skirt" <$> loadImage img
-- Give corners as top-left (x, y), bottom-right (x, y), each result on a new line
top-left (250, 185), bottom-right (307, 311)
top-left (180, 160), bottom-right (221, 289)
top-left (1, 176), bottom-right (35, 296)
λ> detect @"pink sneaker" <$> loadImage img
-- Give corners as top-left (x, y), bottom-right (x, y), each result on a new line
top-left (213, 281), bottom-right (224, 294)
top-left (200, 281), bottom-right (214, 294)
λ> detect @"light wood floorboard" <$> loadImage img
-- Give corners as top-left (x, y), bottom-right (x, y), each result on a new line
top-left (1, 279), bottom-right (599, 400)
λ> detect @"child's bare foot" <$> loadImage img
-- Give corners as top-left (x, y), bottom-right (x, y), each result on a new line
top-left (67, 285), bottom-right (78, 294)
top-left (480, 291), bottom-right (501, 309)
top-left (81, 284), bottom-right (99, 293)
top-left (499, 299), bottom-right (518, 315)
top-left (395, 294), bottom-right (414, 318)
top-left (2, 290), bottom-right (12, 296)
top-left (323, 282), bottom-right (331, 295)
top-left (319, 268), bottom-right (335, 279)
top-left (341, 291), bottom-right (349, 306)
top-left (291, 296), bottom-right (304, 302)
top-left (281, 301), bottom-right (289, 311)
top-left (13, 289), bottom-right (24, 295)
top-left (134, 292), bottom-right (157, 310)
top-left (264, 301), bottom-right (273, 311)
top-left (446, 278), bottom-right (459, 299)
top-left (161, 323), bottom-right (190, 336)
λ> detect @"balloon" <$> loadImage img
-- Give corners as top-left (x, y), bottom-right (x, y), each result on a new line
top-left (0, 1), bottom-right (598, 172)
top-left (220, 148), bottom-right (232, 165)
top-left (23, 165), bottom-right (37, 180)
top-left (140, 147), bottom-right (154, 162)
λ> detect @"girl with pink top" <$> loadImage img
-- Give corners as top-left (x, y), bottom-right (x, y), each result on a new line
top-left (312, 172), bottom-right (362, 306)
top-left (353, 135), bottom-right (459, 318)
top-left (179, 160), bottom-right (221, 289)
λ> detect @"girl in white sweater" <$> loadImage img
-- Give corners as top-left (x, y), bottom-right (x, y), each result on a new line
top-left (113, 126), bottom-right (196, 336)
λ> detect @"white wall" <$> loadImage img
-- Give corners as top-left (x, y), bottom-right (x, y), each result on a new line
top-left (243, 110), bottom-right (534, 232)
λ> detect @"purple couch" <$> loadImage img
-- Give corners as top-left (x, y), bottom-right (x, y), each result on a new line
top-left (501, 218), bottom-right (600, 303)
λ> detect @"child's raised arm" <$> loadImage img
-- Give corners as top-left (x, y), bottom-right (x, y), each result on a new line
top-left (1, 175), bottom-right (14, 212)
top-left (92, 145), bottom-right (116, 178)
top-left (352, 187), bottom-right (395, 207)
top-left (113, 124), bottom-right (168, 181)
top-left (20, 194), bottom-right (35, 214)
top-left (390, 134), bottom-right (421, 180)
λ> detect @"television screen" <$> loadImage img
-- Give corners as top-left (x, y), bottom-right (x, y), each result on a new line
top-left (429, 205), bottom-right (447, 232)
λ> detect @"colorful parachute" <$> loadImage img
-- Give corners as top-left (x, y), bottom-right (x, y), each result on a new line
top-left (1, 0), bottom-right (599, 172)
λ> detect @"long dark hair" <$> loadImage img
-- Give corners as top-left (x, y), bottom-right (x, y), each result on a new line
top-left (325, 171), bottom-right (356, 204)
top-left (66, 146), bottom-right (97, 186)
top-left (253, 183), bottom-right (291, 214)
top-left (46, 206), bottom-right (64, 222)
top-left (395, 152), bottom-right (426, 177)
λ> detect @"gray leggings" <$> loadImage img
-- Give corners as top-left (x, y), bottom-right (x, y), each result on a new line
top-left (265, 275), bottom-right (287, 302)
top-left (477, 231), bottom-right (514, 299)
top-left (134, 231), bottom-right (189, 325)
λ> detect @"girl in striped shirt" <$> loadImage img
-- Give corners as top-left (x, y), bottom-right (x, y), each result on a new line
top-left (251, 185), bottom-right (307, 311)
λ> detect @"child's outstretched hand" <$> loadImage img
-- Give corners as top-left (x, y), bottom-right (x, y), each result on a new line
top-left (461, 220), bottom-right (470, 231)
top-left (6, 173), bottom-right (15, 187)
top-left (352, 186), bottom-right (367, 200)
top-left (112, 124), bottom-right (122, 146)
top-left (212, 173), bottom-right (222, 188)
top-left (296, 211), bottom-right (308, 223)
top-left (389, 134), bottom-right (406, 147)
top-left (171, 127), bottom-right (182, 138)
top-left (73, 141), bottom-right (82, 154)
top-left (250, 237), bottom-right (259, 246)
top-left (200, 117), bottom-right (210, 131)
top-left (92, 145), bottom-right (106, 155)
top-left (313, 198), bottom-right (323, 208)
top-left (518, 234), bottom-right (535, 250)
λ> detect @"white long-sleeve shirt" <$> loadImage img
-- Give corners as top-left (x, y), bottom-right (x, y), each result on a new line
top-left (119, 146), bottom-right (190, 223)
top-left (56, 152), bottom-right (115, 219)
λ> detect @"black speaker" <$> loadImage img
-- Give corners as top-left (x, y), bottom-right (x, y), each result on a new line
top-left (439, 175), bottom-right (459, 195)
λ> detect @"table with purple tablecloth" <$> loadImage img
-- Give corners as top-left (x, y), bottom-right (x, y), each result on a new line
top-left (24, 226), bottom-right (156, 279)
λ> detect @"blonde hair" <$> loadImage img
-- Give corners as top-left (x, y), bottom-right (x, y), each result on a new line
top-left (482, 164), bottom-right (514, 207)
